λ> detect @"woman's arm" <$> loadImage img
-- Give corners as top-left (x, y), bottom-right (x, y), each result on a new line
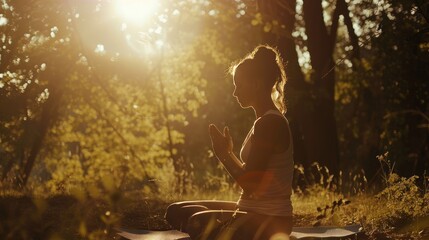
top-left (209, 116), bottom-right (290, 192)
top-left (209, 124), bottom-right (245, 181)
top-left (218, 151), bottom-right (245, 182)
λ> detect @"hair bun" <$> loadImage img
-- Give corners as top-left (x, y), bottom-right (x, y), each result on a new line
top-left (253, 46), bottom-right (277, 63)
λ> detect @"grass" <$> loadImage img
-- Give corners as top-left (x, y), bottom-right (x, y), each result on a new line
top-left (0, 190), bottom-right (427, 239)
top-left (1, 160), bottom-right (428, 239)
top-left (0, 194), bottom-right (171, 240)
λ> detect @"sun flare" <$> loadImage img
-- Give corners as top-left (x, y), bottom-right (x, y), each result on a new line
top-left (114, 0), bottom-right (160, 24)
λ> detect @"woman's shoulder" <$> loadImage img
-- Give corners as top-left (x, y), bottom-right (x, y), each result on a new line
top-left (254, 112), bottom-right (289, 137)
top-left (256, 110), bottom-right (287, 125)
top-left (253, 111), bottom-right (291, 152)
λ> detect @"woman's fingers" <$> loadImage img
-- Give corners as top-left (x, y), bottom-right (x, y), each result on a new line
top-left (224, 126), bottom-right (232, 141)
top-left (224, 126), bottom-right (233, 151)
top-left (209, 124), bottom-right (227, 160)
top-left (224, 126), bottom-right (231, 138)
top-left (208, 124), bottom-right (216, 139)
top-left (209, 124), bottom-right (224, 138)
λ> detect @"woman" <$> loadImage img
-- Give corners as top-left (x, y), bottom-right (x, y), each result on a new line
top-left (165, 45), bottom-right (294, 240)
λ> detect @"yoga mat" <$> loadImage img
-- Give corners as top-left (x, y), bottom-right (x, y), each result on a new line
top-left (117, 224), bottom-right (362, 239)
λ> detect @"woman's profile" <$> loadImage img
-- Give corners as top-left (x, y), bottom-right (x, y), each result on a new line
top-left (165, 45), bottom-right (294, 240)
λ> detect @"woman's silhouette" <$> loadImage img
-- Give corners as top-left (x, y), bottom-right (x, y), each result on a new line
top-left (165, 45), bottom-right (293, 240)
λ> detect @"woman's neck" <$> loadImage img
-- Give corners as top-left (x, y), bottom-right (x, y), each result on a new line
top-left (252, 97), bottom-right (277, 118)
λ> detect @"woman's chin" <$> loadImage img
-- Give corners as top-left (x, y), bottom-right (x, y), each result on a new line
top-left (238, 102), bottom-right (250, 109)
top-left (235, 98), bottom-right (251, 108)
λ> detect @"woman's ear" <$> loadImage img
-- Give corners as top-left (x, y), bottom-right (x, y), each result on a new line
top-left (253, 78), bottom-right (270, 95)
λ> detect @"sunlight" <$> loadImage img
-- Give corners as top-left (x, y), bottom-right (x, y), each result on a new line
top-left (114, 0), bottom-right (160, 24)
top-left (269, 233), bottom-right (290, 240)
top-left (0, 15), bottom-right (8, 26)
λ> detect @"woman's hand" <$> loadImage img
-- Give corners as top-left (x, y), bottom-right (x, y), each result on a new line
top-left (209, 124), bottom-right (233, 161)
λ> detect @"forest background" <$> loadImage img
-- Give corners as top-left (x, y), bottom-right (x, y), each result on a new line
top-left (0, 0), bottom-right (429, 239)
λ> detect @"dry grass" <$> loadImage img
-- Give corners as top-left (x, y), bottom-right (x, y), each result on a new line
top-left (1, 159), bottom-right (428, 239)
top-left (0, 188), bottom-right (428, 239)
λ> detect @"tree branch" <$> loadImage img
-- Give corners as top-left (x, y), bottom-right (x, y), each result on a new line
top-left (328, 0), bottom-right (360, 68)
top-left (328, 0), bottom-right (342, 57)
top-left (303, 0), bottom-right (331, 83)
top-left (340, 0), bottom-right (360, 60)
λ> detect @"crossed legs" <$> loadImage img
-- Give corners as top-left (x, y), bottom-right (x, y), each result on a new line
top-left (165, 200), bottom-right (238, 232)
top-left (165, 200), bottom-right (293, 240)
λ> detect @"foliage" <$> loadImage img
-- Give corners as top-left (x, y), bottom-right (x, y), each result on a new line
top-left (293, 162), bottom-right (368, 196)
top-left (292, 162), bottom-right (360, 228)
top-left (0, 0), bottom-right (246, 192)
top-left (331, 153), bottom-right (429, 238)
top-left (0, 0), bottom-right (80, 184)
top-left (1, 161), bottom-right (429, 239)
top-left (370, 153), bottom-right (429, 229)
top-left (1, 0), bottom-right (426, 193)
top-left (0, 0), bottom-right (428, 238)
top-left (335, 0), bottom-right (429, 178)
top-left (290, 160), bottom-right (429, 238)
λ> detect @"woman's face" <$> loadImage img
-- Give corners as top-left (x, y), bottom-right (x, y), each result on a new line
top-left (233, 70), bottom-right (256, 108)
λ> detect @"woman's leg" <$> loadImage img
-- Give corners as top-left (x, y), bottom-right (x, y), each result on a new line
top-left (186, 209), bottom-right (247, 240)
top-left (188, 211), bottom-right (293, 240)
top-left (248, 214), bottom-right (293, 240)
top-left (164, 200), bottom-right (237, 231)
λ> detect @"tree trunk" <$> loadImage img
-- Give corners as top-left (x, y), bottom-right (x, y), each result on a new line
top-left (22, 77), bottom-right (63, 185)
top-left (301, 0), bottom-right (339, 174)
top-left (259, 0), bottom-right (340, 175)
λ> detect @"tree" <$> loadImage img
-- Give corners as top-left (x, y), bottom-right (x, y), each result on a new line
top-left (0, 0), bottom-right (214, 191)
top-left (338, 0), bottom-right (429, 179)
top-left (0, 0), bottom-right (78, 185)
top-left (249, 0), bottom-right (360, 176)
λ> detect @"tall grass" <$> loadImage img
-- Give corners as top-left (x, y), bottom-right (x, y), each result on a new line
top-left (0, 154), bottom-right (428, 239)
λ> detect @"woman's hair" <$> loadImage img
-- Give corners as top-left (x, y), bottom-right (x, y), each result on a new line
top-left (230, 45), bottom-right (287, 114)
